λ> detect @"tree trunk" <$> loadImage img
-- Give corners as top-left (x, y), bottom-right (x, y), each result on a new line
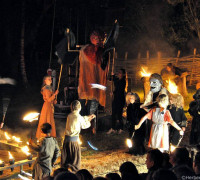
top-left (20, 0), bottom-right (28, 86)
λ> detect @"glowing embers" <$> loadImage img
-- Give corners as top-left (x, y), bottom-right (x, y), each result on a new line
top-left (23, 112), bottom-right (40, 122)
top-left (140, 67), bottom-right (151, 77)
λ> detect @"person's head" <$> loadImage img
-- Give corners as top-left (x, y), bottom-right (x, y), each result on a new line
top-left (42, 75), bottom-right (52, 86)
top-left (152, 168), bottom-right (177, 180)
top-left (146, 149), bottom-right (163, 170)
top-left (71, 100), bottom-right (81, 112)
top-left (150, 73), bottom-right (163, 93)
top-left (169, 93), bottom-right (184, 109)
top-left (53, 168), bottom-right (68, 177)
top-left (193, 89), bottom-right (200, 100)
top-left (117, 69), bottom-right (126, 80)
top-left (157, 94), bottom-right (169, 109)
top-left (126, 92), bottom-right (140, 105)
top-left (169, 147), bottom-right (189, 166)
top-left (162, 152), bottom-right (172, 169)
top-left (193, 152), bottom-right (200, 174)
top-left (76, 169), bottom-right (93, 180)
top-left (105, 173), bottom-right (121, 180)
top-left (173, 165), bottom-right (195, 179)
top-left (41, 123), bottom-right (52, 135)
top-left (54, 172), bottom-right (79, 180)
top-left (119, 161), bottom-right (138, 177)
top-left (166, 63), bottom-right (173, 72)
top-left (90, 30), bottom-right (106, 47)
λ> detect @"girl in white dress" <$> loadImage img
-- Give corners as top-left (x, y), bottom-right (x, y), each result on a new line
top-left (135, 94), bottom-right (184, 151)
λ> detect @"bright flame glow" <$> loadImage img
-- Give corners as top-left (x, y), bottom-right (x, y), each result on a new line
top-left (21, 146), bottom-right (31, 156)
top-left (4, 132), bottom-right (11, 140)
top-left (0, 160), bottom-right (3, 164)
top-left (167, 79), bottom-right (178, 94)
top-left (140, 67), bottom-right (151, 77)
top-left (170, 145), bottom-right (176, 152)
top-left (78, 137), bottom-right (82, 145)
top-left (12, 136), bottom-right (22, 143)
top-left (126, 139), bottom-right (133, 148)
top-left (8, 151), bottom-right (14, 159)
top-left (23, 112), bottom-right (40, 122)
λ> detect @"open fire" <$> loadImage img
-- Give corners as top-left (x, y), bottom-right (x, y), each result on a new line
top-left (167, 79), bottom-right (178, 94)
top-left (140, 67), bottom-right (151, 77)
top-left (23, 112), bottom-right (40, 122)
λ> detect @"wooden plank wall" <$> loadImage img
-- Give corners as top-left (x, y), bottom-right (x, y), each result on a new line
top-left (113, 51), bottom-right (200, 90)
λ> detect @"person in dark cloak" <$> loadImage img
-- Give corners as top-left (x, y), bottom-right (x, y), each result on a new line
top-left (188, 89), bottom-right (200, 145)
top-left (107, 68), bottom-right (126, 134)
top-left (168, 93), bottom-right (187, 146)
top-left (125, 92), bottom-right (146, 155)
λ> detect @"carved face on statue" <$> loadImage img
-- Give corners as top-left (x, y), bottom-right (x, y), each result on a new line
top-left (149, 73), bottom-right (163, 94)
top-left (150, 78), bottom-right (162, 93)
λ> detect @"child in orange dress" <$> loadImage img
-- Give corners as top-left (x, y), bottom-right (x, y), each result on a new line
top-left (36, 75), bottom-right (58, 139)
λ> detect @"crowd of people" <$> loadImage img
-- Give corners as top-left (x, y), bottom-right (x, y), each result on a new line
top-left (26, 58), bottom-right (200, 180)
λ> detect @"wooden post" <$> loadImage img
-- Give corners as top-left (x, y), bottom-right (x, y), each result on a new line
top-left (137, 52), bottom-right (141, 59)
top-left (157, 51), bottom-right (161, 72)
top-left (125, 51), bottom-right (128, 60)
top-left (175, 50), bottom-right (180, 66)
top-left (146, 50), bottom-right (149, 65)
top-left (189, 48), bottom-right (196, 86)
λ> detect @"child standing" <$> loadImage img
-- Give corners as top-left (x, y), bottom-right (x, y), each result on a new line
top-left (126, 92), bottom-right (146, 155)
top-left (29, 123), bottom-right (60, 180)
top-left (168, 93), bottom-right (187, 146)
top-left (36, 75), bottom-right (58, 139)
top-left (135, 94), bottom-right (184, 151)
top-left (61, 100), bottom-right (95, 172)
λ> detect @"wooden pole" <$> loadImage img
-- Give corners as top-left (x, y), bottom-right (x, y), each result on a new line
top-left (111, 48), bottom-right (115, 95)
top-left (189, 48), bottom-right (196, 86)
top-left (175, 50), bottom-right (180, 66)
top-left (57, 64), bottom-right (63, 91)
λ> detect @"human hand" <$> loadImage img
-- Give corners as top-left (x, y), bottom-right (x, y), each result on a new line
top-left (0, 122), bottom-right (4, 129)
top-left (91, 114), bottom-right (96, 119)
top-left (28, 138), bottom-right (34, 145)
top-left (182, 127), bottom-right (186, 131)
top-left (135, 124), bottom-right (140, 130)
top-left (54, 90), bottom-right (59, 95)
top-left (179, 130), bottom-right (184, 136)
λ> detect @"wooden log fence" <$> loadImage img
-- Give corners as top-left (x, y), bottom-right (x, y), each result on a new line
top-left (112, 49), bottom-right (200, 89)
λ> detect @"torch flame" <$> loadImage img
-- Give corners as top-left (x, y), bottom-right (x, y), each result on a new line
top-left (78, 137), bottom-right (82, 145)
top-left (126, 139), bottom-right (133, 148)
top-left (167, 79), bottom-right (178, 94)
top-left (21, 146), bottom-right (31, 156)
top-left (170, 144), bottom-right (176, 152)
top-left (140, 67), bottom-right (151, 77)
top-left (8, 151), bottom-right (14, 159)
top-left (23, 112), bottom-right (40, 122)
top-left (12, 136), bottom-right (22, 143)
top-left (4, 132), bottom-right (11, 140)
top-left (0, 160), bottom-right (3, 163)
